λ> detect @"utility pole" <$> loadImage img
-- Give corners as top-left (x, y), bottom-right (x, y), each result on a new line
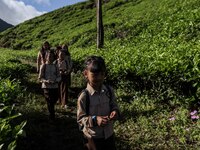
top-left (97, 0), bottom-right (104, 49)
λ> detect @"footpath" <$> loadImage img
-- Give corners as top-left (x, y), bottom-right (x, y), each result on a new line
top-left (16, 69), bottom-right (83, 150)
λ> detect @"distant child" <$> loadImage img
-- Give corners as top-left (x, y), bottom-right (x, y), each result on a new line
top-left (56, 50), bottom-right (71, 108)
top-left (38, 51), bottom-right (61, 120)
top-left (61, 44), bottom-right (73, 89)
top-left (77, 56), bottom-right (120, 150)
top-left (55, 45), bottom-right (62, 59)
top-left (37, 41), bottom-right (51, 73)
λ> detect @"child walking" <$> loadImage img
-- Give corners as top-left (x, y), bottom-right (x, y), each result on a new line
top-left (38, 51), bottom-right (61, 120)
top-left (56, 50), bottom-right (71, 108)
top-left (37, 41), bottom-right (50, 73)
top-left (77, 56), bottom-right (120, 150)
top-left (61, 44), bottom-right (73, 91)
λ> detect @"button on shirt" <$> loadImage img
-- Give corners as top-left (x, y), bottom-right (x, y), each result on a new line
top-left (77, 84), bottom-right (119, 139)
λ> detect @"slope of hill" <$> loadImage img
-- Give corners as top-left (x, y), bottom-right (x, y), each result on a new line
top-left (0, 18), bottom-right (13, 32)
top-left (1, 0), bottom-right (200, 149)
top-left (0, 0), bottom-right (199, 50)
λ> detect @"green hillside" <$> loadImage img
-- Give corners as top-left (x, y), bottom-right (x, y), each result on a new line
top-left (1, 0), bottom-right (200, 149)
top-left (0, 0), bottom-right (199, 50)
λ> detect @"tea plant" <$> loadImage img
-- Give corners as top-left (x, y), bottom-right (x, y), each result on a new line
top-left (0, 105), bottom-right (26, 150)
top-left (0, 0), bottom-right (200, 149)
top-left (0, 78), bottom-right (26, 150)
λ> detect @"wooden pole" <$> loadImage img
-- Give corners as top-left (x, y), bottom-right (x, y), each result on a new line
top-left (97, 0), bottom-right (104, 49)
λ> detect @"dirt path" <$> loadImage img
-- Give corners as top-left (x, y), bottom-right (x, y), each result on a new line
top-left (16, 70), bottom-right (84, 150)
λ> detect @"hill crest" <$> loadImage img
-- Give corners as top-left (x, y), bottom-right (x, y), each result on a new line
top-left (0, 18), bottom-right (13, 32)
top-left (0, 0), bottom-right (199, 50)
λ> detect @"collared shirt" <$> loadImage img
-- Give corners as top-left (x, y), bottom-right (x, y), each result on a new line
top-left (38, 63), bottom-right (61, 89)
top-left (37, 50), bottom-right (47, 72)
top-left (77, 84), bottom-right (119, 139)
top-left (65, 55), bottom-right (73, 71)
top-left (56, 59), bottom-right (70, 72)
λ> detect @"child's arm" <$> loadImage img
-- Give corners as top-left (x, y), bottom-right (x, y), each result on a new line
top-left (38, 64), bottom-right (48, 83)
top-left (77, 92), bottom-right (94, 128)
top-left (65, 57), bottom-right (72, 74)
top-left (68, 56), bottom-right (73, 72)
top-left (36, 51), bottom-right (41, 73)
top-left (55, 65), bottom-right (61, 83)
top-left (96, 116), bottom-right (109, 126)
top-left (109, 87), bottom-right (120, 120)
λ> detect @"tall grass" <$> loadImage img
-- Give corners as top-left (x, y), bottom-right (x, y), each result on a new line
top-left (0, 0), bottom-right (200, 149)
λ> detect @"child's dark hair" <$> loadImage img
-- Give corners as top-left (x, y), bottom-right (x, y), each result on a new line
top-left (43, 41), bottom-right (50, 46)
top-left (84, 56), bottom-right (106, 73)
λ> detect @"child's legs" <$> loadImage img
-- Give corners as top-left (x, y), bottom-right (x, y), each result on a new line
top-left (43, 88), bottom-right (58, 116)
top-left (60, 75), bottom-right (68, 106)
top-left (93, 134), bottom-right (116, 150)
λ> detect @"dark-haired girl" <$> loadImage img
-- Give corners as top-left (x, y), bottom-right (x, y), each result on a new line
top-left (77, 56), bottom-right (120, 150)
top-left (38, 51), bottom-right (61, 120)
top-left (37, 41), bottom-right (51, 73)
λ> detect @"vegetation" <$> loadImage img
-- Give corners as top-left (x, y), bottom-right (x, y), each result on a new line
top-left (0, 0), bottom-right (200, 149)
top-left (0, 78), bottom-right (26, 150)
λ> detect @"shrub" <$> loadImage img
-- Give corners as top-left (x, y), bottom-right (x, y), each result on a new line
top-left (0, 105), bottom-right (26, 150)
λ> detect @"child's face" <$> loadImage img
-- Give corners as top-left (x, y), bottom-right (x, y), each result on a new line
top-left (43, 43), bottom-right (49, 50)
top-left (84, 70), bottom-right (105, 89)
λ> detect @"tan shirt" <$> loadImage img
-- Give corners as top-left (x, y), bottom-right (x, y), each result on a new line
top-left (65, 55), bottom-right (73, 71)
top-left (56, 59), bottom-right (70, 74)
top-left (38, 64), bottom-right (61, 88)
top-left (77, 84), bottom-right (119, 139)
top-left (37, 50), bottom-right (47, 72)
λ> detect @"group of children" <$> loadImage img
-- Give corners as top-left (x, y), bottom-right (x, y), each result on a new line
top-left (37, 41), bottom-right (72, 120)
top-left (37, 41), bottom-right (120, 150)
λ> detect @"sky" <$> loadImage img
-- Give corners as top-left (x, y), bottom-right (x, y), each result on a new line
top-left (0, 0), bottom-right (86, 25)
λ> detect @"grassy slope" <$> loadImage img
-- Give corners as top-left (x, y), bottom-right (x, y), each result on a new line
top-left (0, 0), bottom-right (199, 79)
top-left (0, 48), bottom-right (84, 150)
top-left (0, 0), bottom-right (199, 50)
top-left (0, 0), bottom-right (200, 149)
top-left (0, 0), bottom-right (96, 49)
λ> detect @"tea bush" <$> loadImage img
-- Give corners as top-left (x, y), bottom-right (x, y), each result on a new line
top-left (0, 105), bottom-right (26, 150)
top-left (0, 79), bottom-right (26, 150)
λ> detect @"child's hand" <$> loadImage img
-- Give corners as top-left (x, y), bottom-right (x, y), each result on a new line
top-left (44, 80), bottom-right (50, 83)
top-left (49, 80), bottom-right (55, 83)
top-left (64, 70), bottom-right (69, 74)
top-left (109, 111), bottom-right (118, 120)
top-left (97, 116), bottom-right (109, 127)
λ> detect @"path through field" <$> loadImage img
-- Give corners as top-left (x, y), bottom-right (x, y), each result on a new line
top-left (16, 69), bottom-right (83, 150)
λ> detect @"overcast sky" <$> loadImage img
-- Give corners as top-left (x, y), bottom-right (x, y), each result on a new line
top-left (0, 0), bottom-right (86, 25)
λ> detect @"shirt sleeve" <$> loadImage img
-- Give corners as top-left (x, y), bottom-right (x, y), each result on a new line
top-left (65, 57), bottom-right (72, 72)
top-left (38, 64), bottom-right (46, 82)
top-left (77, 92), bottom-right (94, 128)
top-left (37, 51), bottom-right (41, 72)
top-left (109, 87), bottom-right (120, 117)
top-left (55, 65), bottom-right (61, 82)
top-left (68, 56), bottom-right (73, 71)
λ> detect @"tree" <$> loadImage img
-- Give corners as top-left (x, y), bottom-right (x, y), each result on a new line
top-left (96, 0), bottom-right (104, 49)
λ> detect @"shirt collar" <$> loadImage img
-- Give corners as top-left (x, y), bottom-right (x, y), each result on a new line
top-left (86, 83), bottom-right (107, 95)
